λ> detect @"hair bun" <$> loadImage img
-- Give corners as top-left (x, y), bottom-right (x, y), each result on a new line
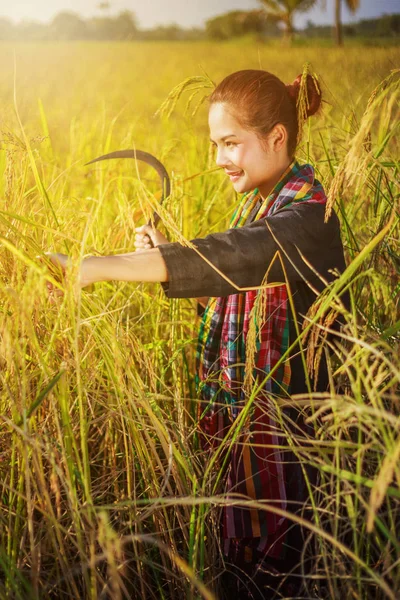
top-left (286, 73), bottom-right (322, 118)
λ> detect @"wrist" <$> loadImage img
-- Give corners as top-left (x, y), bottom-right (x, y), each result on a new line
top-left (80, 256), bottom-right (104, 288)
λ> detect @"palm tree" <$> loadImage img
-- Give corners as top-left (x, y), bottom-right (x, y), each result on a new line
top-left (97, 2), bottom-right (111, 17)
top-left (335, 0), bottom-right (360, 46)
top-left (259, 0), bottom-right (317, 42)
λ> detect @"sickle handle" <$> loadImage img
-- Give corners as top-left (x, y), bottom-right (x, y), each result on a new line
top-left (85, 149), bottom-right (171, 229)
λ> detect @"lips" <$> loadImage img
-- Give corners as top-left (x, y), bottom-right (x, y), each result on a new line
top-left (225, 170), bottom-right (243, 180)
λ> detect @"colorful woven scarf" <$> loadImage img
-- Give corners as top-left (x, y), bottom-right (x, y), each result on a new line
top-left (196, 161), bottom-right (327, 556)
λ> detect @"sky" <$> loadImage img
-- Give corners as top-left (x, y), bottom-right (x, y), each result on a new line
top-left (1, 0), bottom-right (399, 29)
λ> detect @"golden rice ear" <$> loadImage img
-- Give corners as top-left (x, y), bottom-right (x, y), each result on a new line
top-left (155, 74), bottom-right (215, 120)
top-left (295, 62), bottom-right (321, 146)
top-left (325, 68), bottom-right (400, 221)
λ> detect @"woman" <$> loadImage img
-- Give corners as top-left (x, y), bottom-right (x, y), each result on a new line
top-left (49, 70), bottom-right (347, 598)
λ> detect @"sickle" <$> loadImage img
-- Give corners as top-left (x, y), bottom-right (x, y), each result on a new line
top-left (85, 149), bottom-right (171, 229)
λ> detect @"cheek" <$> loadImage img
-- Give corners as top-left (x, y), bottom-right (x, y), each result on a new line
top-left (232, 146), bottom-right (246, 166)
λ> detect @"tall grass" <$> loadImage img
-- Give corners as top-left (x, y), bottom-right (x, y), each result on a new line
top-left (0, 42), bottom-right (399, 599)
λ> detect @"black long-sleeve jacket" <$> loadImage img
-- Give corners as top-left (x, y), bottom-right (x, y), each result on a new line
top-left (158, 202), bottom-right (345, 298)
top-left (158, 201), bottom-right (347, 394)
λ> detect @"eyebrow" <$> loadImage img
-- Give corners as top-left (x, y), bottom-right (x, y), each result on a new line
top-left (209, 134), bottom-right (238, 143)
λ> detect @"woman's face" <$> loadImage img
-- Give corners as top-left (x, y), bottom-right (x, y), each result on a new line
top-left (209, 102), bottom-right (288, 198)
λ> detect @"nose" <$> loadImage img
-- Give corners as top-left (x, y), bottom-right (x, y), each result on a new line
top-left (215, 146), bottom-right (229, 168)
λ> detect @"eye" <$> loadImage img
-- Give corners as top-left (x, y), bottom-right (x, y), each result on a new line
top-left (225, 141), bottom-right (237, 148)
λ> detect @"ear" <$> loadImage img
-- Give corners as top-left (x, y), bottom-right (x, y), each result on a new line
top-left (269, 124), bottom-right (287, 152)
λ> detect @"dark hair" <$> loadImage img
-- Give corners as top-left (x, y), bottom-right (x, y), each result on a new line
top-left (209, 69), bottom-right (322, 158)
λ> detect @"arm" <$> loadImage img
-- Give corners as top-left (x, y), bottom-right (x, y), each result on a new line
top-left (135, 224), bottom-right (209, 307)
top-left (49, 203), bottom-right (343, 296)
top-left (80, 248), bottom-right (169, 287)
top-left (158, 203), bottom-right (343, 298)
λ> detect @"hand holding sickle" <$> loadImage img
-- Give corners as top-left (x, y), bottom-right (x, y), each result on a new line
top-left (44, 148), bottom-right (171, 295)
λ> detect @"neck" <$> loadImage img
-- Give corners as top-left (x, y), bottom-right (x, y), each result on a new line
top-left (258, 157), bottom-right (293, 199)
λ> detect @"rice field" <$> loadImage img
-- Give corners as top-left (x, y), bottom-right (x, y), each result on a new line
top-left (0, 41), bottom-right (399, 599)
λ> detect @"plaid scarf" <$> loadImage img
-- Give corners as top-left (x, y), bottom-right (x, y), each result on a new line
top-left (196, 161), bottom-right (327, 556)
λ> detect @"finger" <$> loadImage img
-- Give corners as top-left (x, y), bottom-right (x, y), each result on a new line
top-left (46, 280), bottom-right (64, 294)
top-left (48, 292), bottom-right (64, 305)
top-left (47, 289), bottom-right (64, 304)
top-left (135, 225), bottom-right (157, 249)
top-left (135, 226), bottom-right (148, 235)
top-left (135, 233), bottom-right (150, 242)
top-left (136, 225), bottom-right (155, 236)
top-left (42, 254), bottom-right (67, 278)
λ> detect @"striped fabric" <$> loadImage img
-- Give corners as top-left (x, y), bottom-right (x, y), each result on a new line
top-left (196, 161), bottom-right (327, 559)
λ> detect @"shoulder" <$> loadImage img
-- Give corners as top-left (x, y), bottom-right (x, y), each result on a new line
top-left (266, 201), bottom-right (340, 241)
top-left (251, 203), bottom-right (345, 269)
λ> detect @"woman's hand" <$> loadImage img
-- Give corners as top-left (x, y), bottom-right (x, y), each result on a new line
top-left (42, 252), bottom-right (69, 300)
top-left (135, 226), bottom-right (208, 307)
top-left (45, 252), bottom-right (69, 272)
top-left (43, 253), bottom-right (91, 291)
top-left (135, 225), bottom-right (168, 251)
top-left (42, 244), bottom-right (170, 297)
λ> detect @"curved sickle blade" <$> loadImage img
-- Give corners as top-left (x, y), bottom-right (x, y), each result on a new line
top-left (85, 149), bottom-right (171, 228)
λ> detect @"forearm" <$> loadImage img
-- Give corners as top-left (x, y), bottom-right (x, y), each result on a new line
top-left (81, 248), bottom-right (169, 287)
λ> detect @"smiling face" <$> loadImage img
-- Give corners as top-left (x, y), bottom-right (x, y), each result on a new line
top-left (208, 102), bottom-right (290, 199)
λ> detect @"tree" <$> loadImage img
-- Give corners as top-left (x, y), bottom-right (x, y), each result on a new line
top-left (112, 10), bottom-right (137, 40)
top-left (0, 18), bottom-right (14, 40)
top-left (259, 0), bottom-right (317, 42)
top-left (206, 10), bottom-right (279, 40)
top-left (97, 2), bottom-right (111, 14)
top-left (50, 11), bottom-right (87, 40)
top-left (377, 13), bottom-right (400, 37)
top-left (88, 10), bottom-right (137, 40)
top-left (334, 0), bottom-right (360, 45)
